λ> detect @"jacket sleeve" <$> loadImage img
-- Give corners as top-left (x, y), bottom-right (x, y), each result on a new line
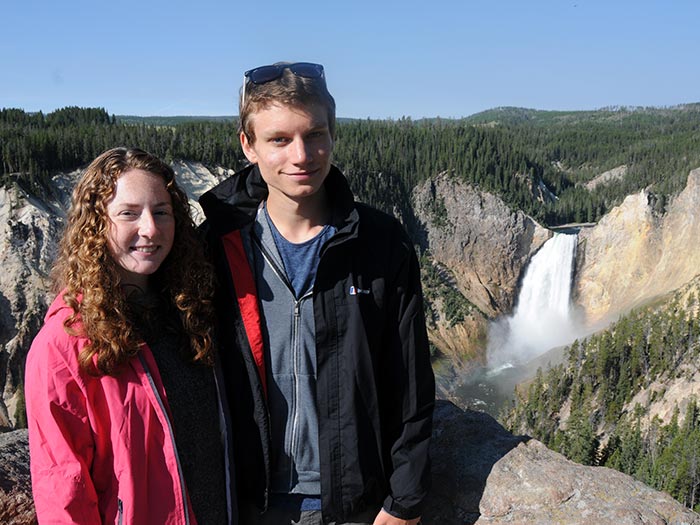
top-left (25, 329), bottom-right (102, 525)
top-left (382, 233), bottom-right (435, 520)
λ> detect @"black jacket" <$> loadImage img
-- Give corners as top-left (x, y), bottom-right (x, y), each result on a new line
top-left (199, 164), bottom-right (435, 522)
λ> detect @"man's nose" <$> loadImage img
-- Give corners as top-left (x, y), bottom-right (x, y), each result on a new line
top-left (293, 139), bottom-right (312, 163)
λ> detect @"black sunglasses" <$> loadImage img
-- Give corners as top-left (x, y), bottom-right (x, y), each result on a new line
top-left (241, 62), bottom-right (325, 106)
top-left (244, 62), bottom-right (325, 85)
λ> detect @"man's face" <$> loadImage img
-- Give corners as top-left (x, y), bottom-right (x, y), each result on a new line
top-left (241, 102), bottom-right (333, 204)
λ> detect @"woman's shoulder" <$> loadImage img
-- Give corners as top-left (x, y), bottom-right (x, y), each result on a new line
top-left (27, 292), bottom-right (88, 372)
top-left (24, 293), bottom-right (96, 411)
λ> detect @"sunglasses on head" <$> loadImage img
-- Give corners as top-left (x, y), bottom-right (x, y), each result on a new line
top-left (241, 62), bottom-right (325, 106)
top-left (245, 62), bottom-right (325, 84)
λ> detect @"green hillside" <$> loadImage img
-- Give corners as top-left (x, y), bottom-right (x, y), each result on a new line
top-left (2, 104), bottom-right (700, 227)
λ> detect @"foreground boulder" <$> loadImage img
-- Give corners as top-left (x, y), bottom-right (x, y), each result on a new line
top-left (423, 401), bottom-right (699, 524)
top-left (476, 439), bottom-right (699, 524)
top-left (2, 402), bottom-right (698, 524)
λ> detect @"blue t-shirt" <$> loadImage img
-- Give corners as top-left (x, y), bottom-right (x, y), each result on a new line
top-left (264, 204), bottom-right (336, 298)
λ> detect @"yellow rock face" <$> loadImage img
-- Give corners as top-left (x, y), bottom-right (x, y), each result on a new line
top-left (575, 168), bottom-right (700, 326)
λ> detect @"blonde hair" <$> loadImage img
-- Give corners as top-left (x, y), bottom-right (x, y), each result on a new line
top-left (53, 147), bottom-right (216, 375)
top-left (238, 63), bottom-right (336, 143)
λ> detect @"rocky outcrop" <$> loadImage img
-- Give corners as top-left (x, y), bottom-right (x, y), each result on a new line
top-left (3, 402), bottom-right (697, 524)
top-left (576, 168), bottom-right (700, 325)
top-left (425, 402), bottom-right (699, 524)
top-left (170, 160), bottom-right (232, 223)
top-left (413, 172), bottom-right (551, 318)
top-left (0, 180), bottom-right (67, 430)
top-left (585, 164), bottom-right (628, 191)
top-left (475, 439), bottom-right (699, 524)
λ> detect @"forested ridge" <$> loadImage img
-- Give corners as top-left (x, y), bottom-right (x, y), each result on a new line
top-left (502, 280), bottom-right (700, 511)
top-left (469, 105), bottom-right (700, 221)
top-left (3, 104), bottom-right (700, 226)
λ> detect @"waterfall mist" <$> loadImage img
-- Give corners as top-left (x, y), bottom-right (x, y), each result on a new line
top-left (487, 232), bottom-right (582, 369)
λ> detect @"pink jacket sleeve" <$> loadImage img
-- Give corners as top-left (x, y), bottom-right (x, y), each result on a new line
top-left (25, 326), bottom-right (102, 524)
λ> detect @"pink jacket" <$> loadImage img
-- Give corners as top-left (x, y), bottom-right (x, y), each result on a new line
top-left (25, 294), bottom-right (229, 524)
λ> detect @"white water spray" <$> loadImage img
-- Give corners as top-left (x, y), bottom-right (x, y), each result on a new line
top-left (488, 232), bottom-right (579, 369)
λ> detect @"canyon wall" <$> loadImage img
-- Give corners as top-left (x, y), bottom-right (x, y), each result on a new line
top-left (575, 168), bottom-right (700, 326)
top-left (413, 171), bottom-right (551, 318)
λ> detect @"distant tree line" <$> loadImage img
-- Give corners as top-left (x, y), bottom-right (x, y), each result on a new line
top-left (3, 105), bottom-right (700, 226)
top-left (0, 107), bottom-right (245, 190)
top-left (502, 287), bottom-right (700, 512)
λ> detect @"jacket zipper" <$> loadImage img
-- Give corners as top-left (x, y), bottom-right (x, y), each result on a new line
top-left (254, 234), bottom-right (314, 488)
top-left (290, 300), bottom-right (301, 487)
top-left (288, 292), bottom-right (311, 486)
top-left (138, 354), bottom-right (191, 525)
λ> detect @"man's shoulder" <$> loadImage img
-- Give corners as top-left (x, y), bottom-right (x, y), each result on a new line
top-left (350, 203), bottom-right (416, 265)
top-left (354, 202), bottom-right (400, 227)
top-left (354, 202), bottom-right (407, 239)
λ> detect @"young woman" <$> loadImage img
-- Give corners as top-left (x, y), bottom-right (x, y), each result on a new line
top-left (25, 147), bottom-right (235, 524)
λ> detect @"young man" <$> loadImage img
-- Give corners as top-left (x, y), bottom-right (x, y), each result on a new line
top-left (200, 62), bottom-right (435, 525)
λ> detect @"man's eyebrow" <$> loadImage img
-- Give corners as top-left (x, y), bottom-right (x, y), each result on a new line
top-left (309, 120), bottom-right (330, 129)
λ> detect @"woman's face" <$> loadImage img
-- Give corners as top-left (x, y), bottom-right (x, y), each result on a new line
top-left (105, 169), bottom-right (175, 288)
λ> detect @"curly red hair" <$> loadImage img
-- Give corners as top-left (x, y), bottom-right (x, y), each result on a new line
top-left (53, 147), bottom-right (216, 375)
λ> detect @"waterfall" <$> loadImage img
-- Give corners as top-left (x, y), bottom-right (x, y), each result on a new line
top-left (488, 232), bottom-right (579, 369)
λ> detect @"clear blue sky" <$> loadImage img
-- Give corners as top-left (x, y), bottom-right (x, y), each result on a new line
top-left (3, 0), bottom-right (699, 119)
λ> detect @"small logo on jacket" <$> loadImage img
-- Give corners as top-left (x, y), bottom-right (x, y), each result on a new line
top-left (349, 286), bottom-right (371, 296)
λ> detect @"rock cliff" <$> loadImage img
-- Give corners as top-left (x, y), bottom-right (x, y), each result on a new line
top-left (0, 179), bottom-right (68, 430)
top-left (576, 168), bottom-right (700, 325)
top-left (413, 171), bottom-right (551, 318)
top-left (412, 172), bottom-right (552, 375)
top-left (3, 402), bottom-right (697, 524)
top-left (414, 166), bottom-right (700, 352)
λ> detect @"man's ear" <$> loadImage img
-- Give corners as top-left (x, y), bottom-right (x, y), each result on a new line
top-left (240, 131), bottom-right (258, 164)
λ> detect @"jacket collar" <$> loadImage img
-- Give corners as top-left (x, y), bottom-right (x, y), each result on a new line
top-left (199, 164), bottom-right (268, 235)
top-left (199, 164), bottom-right (359, 240)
